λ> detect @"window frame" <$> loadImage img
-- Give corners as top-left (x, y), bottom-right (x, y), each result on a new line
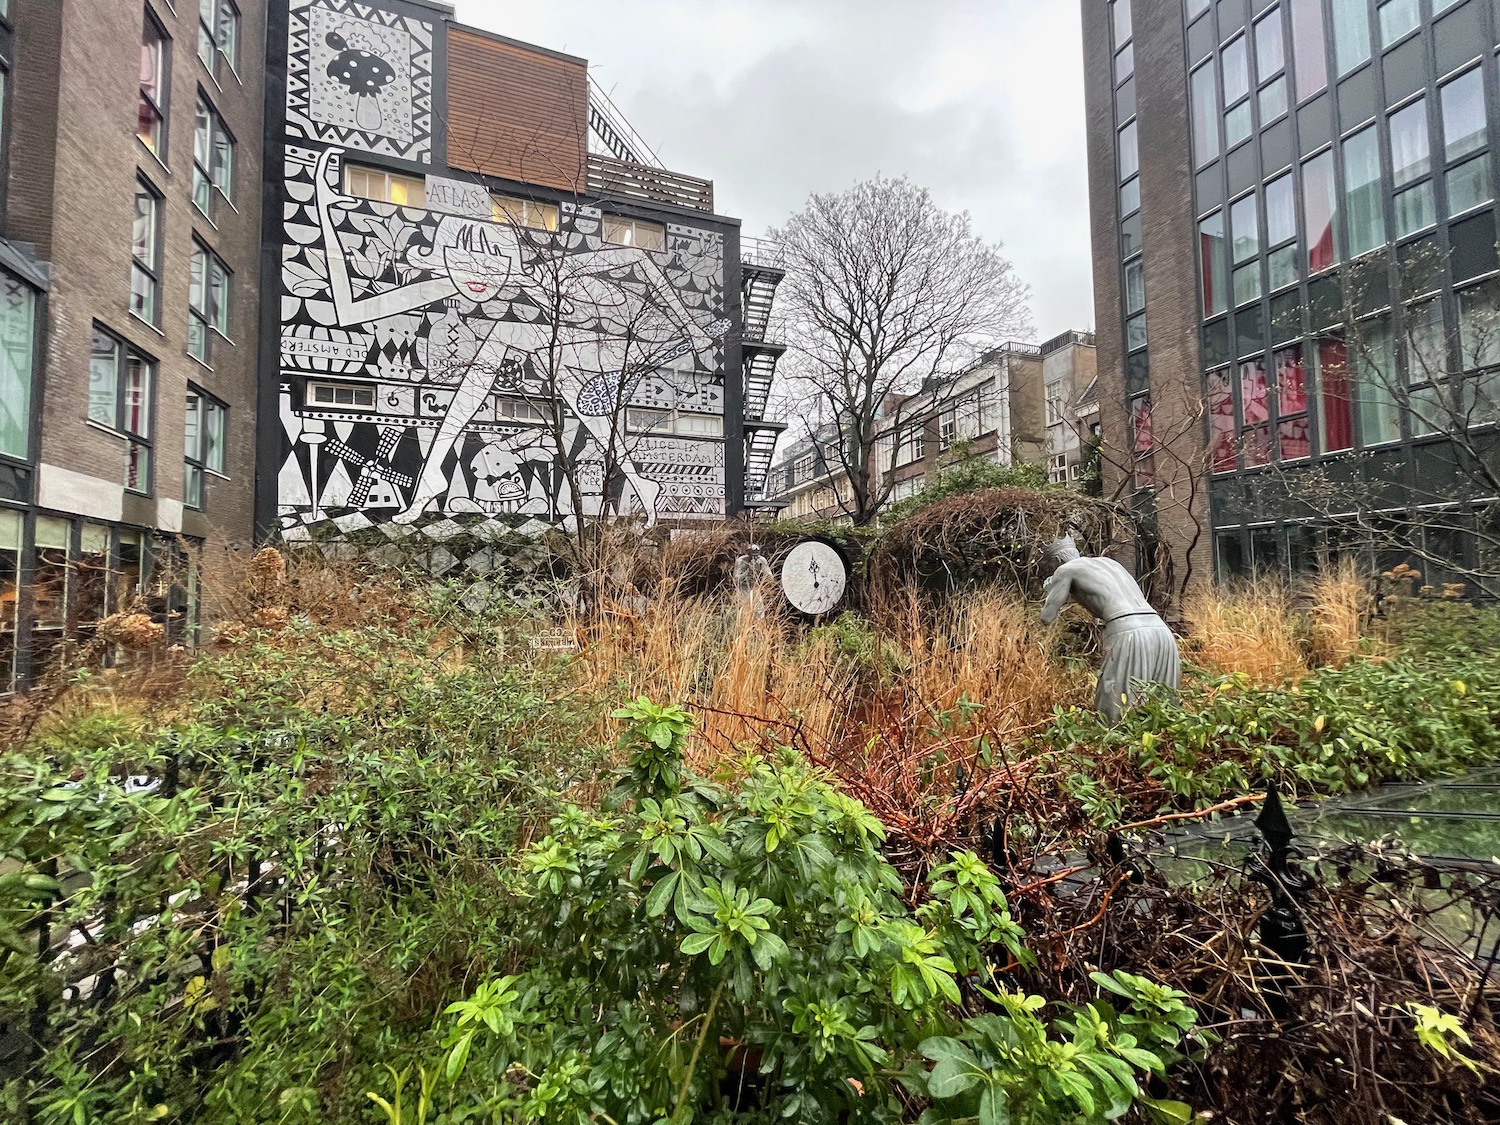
top-left (0, 270), bottom-right (38, 465)
top-left (183, 384), bottom-right (226, 510)
top-left (87, 324), bottom-right (156, 495)
top-left (344, 163), bottom-right (425, 206)
top-left (1439, 67), bottom-right (1492, 219)
top-left (625, 405), bottom-right (724, 438)
top-left (198, 0), bottom-right (240, 81)
top-left (188, 239), bottom-right (232, 367)
top-left (138, 10), bottom-right (170, 159)
top-left (305, 381), bottom-right (377, 411)
top-left (192, 92), bottom-right (235, 221)
top-left (490, 194), bottom-right (560, 232)
top-left (130, 176), bottom-right (162, 327)
top-left (602, 216), bottom-right (667, 252)
top-left (1254, 5), bottom-right (1290, 126)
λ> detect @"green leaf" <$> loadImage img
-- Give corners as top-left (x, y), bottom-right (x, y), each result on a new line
top-left (927, 1058), bottom-right (981, 1099)
top-left (751, 931), bottom-right (788, 970)
top-left (1142, 1098), bottom-right (1195, 1125)
top-left (680, 932), bottom-right (715, 956)
top-left (445, 1029), bottom-right (474, 1083)
top-left (645, 871), bottom-right (679, 918)
top-left (978, 1082), bottom-right (1011, 1125)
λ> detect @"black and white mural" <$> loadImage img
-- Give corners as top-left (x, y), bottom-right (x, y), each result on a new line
top-left (286, 0), bottom-right (434, 164)
top-left (274, 147), bottom-right (731, 538)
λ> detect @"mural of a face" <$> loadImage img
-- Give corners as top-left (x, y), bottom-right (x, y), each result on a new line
top-left (414, 219), bottom-right (519, 306)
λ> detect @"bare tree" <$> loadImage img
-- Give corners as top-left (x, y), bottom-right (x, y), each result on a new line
top-left (770, 177), bottom-right (1032, 525)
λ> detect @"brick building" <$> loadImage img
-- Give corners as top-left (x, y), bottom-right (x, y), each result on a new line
top-left (0, 0), bottom-right (265, 691)
top-left (1083, 0), bottom-right (1500, 600)
top-left (766, 333), bottom-right (1096, 520)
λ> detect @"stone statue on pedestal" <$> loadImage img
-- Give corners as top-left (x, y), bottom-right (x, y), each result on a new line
top-left (1040, 536), bottom-right (1181, 722)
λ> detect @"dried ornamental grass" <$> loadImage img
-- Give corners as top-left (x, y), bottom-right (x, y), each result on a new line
top-left (1184, 581), bottom-right (1308, 685)
top-left (1307, 560), bottom-right (1375, 668)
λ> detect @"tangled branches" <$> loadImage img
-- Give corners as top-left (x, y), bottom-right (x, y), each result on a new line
top-left (1013, 840), bottom-right (1500, 1125)
top-left (867, 487), bottom-right (1127, 602)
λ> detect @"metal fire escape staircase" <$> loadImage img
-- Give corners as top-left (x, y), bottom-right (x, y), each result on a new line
top-left (739, 237), bottom-right (788, 505)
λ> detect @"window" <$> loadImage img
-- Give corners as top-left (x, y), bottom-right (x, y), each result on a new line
top-left (1199, 211), bottom-right (1229, 315)
top-left (1303, 150), bottom-right (1340, 271)
top-left (1129, 395), bottom-right (1154, 486)
top-left (490, 195), bottom-right (560, 231)
top-left (1240, 356), bottom-right (1271, 465)
top-left (193, 96), bottom-right (234, 219)
top-left (1231, 192), bottom-right (1261, 305)
top-left (1118, 122), bottom-right (1138, 181)
top-left (1119, 176), bottom-right (1141, 217)
top-left (1124, 256), bottom-right (1145, 316)
top-left (893, 424), bottom-right (921, 468)
top-left (1441, 69), bottom-right (1491, 214)
top-left (1191, 62), bottom-right (1220, 166)
top-left (345, 164), bottom-right (425, 205)
top-left (1316, 336), bottom-right (1354, 452)
top-left (138, 13), bottom-right (168, 155)
top-left (626, 407), bottom-right (723, 438)
top-left (1459, 283), bottom-right (1500, 370)
top-left (307, 381), bottom-right (376, 409)
top-left (1390, 97), bottom-right (1434, 236)
top-left (198, 0), bottom-right (240, 79)
top-left (1377, 0), bottom-right (1419, 47)
top-left (1256, 9), bottom-right (1289, 123)
top-left (1223, 36), bottom-right (1251, 148)
top-left (0, 275), bottom-right (36, 461)
top-left (1208, 367), bottom-right (1236, 471)
top-left (131, 178), bottom-right (161, 325)
top-left (1354, 317), bottom-right (1400, 444)
top-left (188, 240), bottom-right (231, 365)
top-left (497, 396), bottom-right (548, 423)
top-left (183, 387), bottom-right (225, 509)
top-left (1187, 0), bottom-right (1210, 17)
top-left (938, 408), bottom-right (956, 450)
top-left (1274, 345), bottom-right (1310, 460)
top-left (603, 217), bottom-right (666, 252)
top-left (1290, 0), bottom-right (1328, 98)
top-left (88, 327), bottom-right (154, 493)
top-left (1343, 125), bottom-right (1385, 256)
top-left (1330, 0), bottom-right (1371, 75)
top-left (1265, 174), bottom-right (1298, 290)
top-left (1112, 0), bottom-right (1134, 83)
top-left (1406, 298), bottom-right (1450, 435)
top-left (1048, 453), bottom-right (1068, 484)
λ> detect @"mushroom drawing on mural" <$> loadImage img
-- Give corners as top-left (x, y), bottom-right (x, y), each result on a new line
top-left (325, 29), bottom-right (395, 132)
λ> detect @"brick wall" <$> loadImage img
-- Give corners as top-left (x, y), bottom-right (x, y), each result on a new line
top-left (1081, 0), bottom-right (1211, 606)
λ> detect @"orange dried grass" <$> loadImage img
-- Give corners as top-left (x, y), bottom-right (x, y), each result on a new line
top-left (1184, 580), bottom-right (1308, 685)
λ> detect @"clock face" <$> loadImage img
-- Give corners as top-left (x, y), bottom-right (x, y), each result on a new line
top-left (780, 540), bottom-right (849, 617)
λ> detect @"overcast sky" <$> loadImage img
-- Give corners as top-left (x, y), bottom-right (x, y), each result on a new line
top-left (451, 0), bottom-right (1094, 340)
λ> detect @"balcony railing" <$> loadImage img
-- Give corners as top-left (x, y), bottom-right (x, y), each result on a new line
top-left (586, 154), bottom-right (713, 214)
top-left (740, 236), bottom-right (787, 271)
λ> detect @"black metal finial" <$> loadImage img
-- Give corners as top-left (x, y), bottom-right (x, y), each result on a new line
top-left (1255, 784), bottom-right (1295, 859)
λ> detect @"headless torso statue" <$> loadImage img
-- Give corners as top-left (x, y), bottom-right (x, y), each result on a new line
top-left (1040, 537), bottom-right (1181, 722)
top-left (734, 544), bottom-right (773, 618)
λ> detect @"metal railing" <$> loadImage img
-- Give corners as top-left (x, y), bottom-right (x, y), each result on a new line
top-left (586, 154), bottom-right (713, 213)
top-left (740, 236), bottom-right (787, 271)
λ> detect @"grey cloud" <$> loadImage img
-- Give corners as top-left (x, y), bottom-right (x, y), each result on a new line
top-left (454, 0), bottom-right (1094, 336)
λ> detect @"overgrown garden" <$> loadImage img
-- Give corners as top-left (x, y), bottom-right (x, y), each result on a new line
top-left (2, 523), bottom-right (1499, 1124)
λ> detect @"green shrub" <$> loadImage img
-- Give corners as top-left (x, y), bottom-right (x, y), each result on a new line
top-left (409, 698), bottom-right (1204, 1125)
top-left (2, 619), bottom-right (599, 1125)
top-left (1383, 598), bottom-right (1500, 658)
top-left (1051, 653), bottom-right (1500, 820)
